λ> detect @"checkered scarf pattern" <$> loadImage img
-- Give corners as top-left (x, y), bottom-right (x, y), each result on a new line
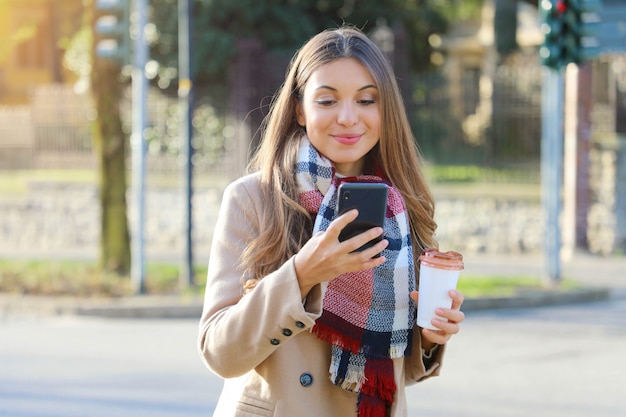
top-left (296, 137), bottom-right (416, 417)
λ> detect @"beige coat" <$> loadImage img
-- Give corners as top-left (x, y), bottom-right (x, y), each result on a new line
top-left (198, 172), bottom-right (445, 417)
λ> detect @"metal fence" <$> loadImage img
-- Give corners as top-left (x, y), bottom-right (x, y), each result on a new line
top-left (0, 55), bottom-right (550, 184)
top-left (0, 85), bottom-right (95, 169)
top-left (117, 86), bottom-right (235, 176)
top-left (0, 106), bottom-right (33, 169)
top-left (414, 54), bottom-right (543, 183)
top-left (0, 84), bottom-right (237, 176)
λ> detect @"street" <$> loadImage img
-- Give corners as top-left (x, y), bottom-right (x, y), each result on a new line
top-left (0, 316), bottom-right (219, 417)
top-left (408, 295), bottom-right (626, 417)
top-left (1, 296), bottom-right (625, 417)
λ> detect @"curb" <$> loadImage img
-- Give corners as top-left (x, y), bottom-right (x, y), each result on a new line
top-left (0, 287), bottom-right (613, 319)
top-left (461, 287), bottom-right (612, 311)
top-left (0, 295), bottom-right (204, 319)
top-left (75, 303), bottom-right (203, 319)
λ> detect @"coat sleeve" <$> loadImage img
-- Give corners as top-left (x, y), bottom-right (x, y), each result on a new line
top-left (197, 175), bottom-right (323, 378)
top-left (403, 325), bottom-right (446, 385)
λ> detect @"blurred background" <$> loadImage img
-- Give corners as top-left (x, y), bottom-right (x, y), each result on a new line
top-left (0, 0), bottom-right (624, 294)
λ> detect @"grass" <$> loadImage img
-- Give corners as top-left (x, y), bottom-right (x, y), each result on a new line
top-left (0, 258), bottom-right (580, 299)
top-left (0, 165), bottom-right (539, 198)
top-left (0, 168), bottom-right (232, 197)
top-left (426, 164), bottom-right (540, 184)
top-left (0, 169), bottom-right (96, 195)
top-left (457, 275), bottom-right (579, 298)
top-left (0, 259), bottom-right (208, 297)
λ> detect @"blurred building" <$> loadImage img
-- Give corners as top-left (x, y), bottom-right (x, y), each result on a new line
top-left (0, 0), bottom-right (624, 256)
top-left (0, 0), bottom-right (82, 105)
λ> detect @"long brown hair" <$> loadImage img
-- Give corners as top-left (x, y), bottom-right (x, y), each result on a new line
top-left (243, 26), bottom-right (437, 285)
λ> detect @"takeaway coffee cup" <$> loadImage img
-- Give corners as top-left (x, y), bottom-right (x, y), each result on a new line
top-left (416, 248), bottom-right (464, 330)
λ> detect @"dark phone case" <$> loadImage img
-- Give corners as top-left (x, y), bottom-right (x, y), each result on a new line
top-left (337, 183), bottom-right (388, 254)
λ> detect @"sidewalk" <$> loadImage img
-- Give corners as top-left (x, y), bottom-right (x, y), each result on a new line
top-left (464, 250), bottom-right (626, 290)
top-left (0, 252), bottom-right (623, 319)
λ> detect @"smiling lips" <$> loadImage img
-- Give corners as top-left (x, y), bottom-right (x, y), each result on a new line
top-left (333, 134), bottom-right (362, 145)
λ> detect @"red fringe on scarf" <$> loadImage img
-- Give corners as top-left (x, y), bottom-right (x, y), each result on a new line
top-left (311, 320), bottom-right (362, 355)
top-left (358, 394), bottom-right (389, 417)
top-left (359, 357), bottom-right (396, 417)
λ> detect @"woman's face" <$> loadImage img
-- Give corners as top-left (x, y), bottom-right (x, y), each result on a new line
top-left (296, 58), bottom-right (381, 177)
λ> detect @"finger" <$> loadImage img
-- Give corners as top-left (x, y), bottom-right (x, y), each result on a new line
top-left (355, 253), bottom-right (387, 271)
top-left (430, 316), bottom-right (461, 335)
top-left (360, 241), bottom-right (389, 262)
top-left (421, 328), bottom-right (450, 345)
top-left (344, 239), bottom-right (388, 270)
top-left (410, 291), bottom-right (418, 303)
top-left (341, 227), bottom-right (385, 254)
top-left (354, 232), bottom-right (387, 258)
top-left (449, 289), bottom-right (465, 311)
top-left (327, 209), bottom-right (359, 239)
top-left (435, 307), bottom-right (465, 325)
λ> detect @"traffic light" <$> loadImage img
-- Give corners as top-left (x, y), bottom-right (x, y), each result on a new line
top-left (540, 0), bottom-right (562, 69)
top-left (540, 0), bottom-right (603, 69)
top-left (94, 0), bottom-right (130, 64)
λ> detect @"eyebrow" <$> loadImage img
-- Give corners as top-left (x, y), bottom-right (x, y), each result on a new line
top-left (315, 84), bottom-right (378, 92)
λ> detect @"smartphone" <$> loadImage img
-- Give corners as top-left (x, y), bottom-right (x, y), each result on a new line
top-left (337, 182), bottom-right (388, 255)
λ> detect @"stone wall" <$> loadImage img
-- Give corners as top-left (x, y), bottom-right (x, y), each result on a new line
top-left (587, 134), bottom-right (626, 255)
top-left (1, 140), bottom-right (624, 260)
top-left (0, 182), bottom-right (223, 262)
top-left (435, 196), bottom-right (543, 254)
top-left (0, 181), bottom-right (545, 261)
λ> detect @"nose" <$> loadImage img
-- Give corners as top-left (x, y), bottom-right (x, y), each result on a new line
top-left (337, 102), bottom-right (358, 126)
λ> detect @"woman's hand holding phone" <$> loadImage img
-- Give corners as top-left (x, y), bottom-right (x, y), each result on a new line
top-left (337, 183), bottom-right (388, 256)
top-left (294, 208), bottom-right (388, 299)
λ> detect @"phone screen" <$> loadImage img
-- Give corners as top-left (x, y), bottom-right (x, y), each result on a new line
top-left (337, 183), bottom-right (388, 254)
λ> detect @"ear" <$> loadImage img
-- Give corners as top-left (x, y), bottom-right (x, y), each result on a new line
top-left (295, 101), bottom-right (305, 127)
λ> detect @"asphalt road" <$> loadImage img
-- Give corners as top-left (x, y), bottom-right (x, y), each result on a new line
top-left (407, 295), bottom-right (626, 417)
top-left (0, 317), bottom-right (219, 417)
top-left (1, 296), bottom-right (625, 417)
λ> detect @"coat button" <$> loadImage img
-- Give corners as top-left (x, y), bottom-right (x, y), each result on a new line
top-left (282, 328), bottom-right (293, 336)
top-left (270, 338), bottom-right (280, 346)
top-left (300, 373), bottom-right (313, 387)
top-left (295, 321), bottom-right (305, 328)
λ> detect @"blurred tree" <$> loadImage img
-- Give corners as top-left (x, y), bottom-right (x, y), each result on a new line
top-left (2, 0), bottom-right (129, 274)
top-left (0, 0), bottom-right (13, 64)
top-left (495, 0), bottom-right (519, 58)
top-left (0, 0), bottom-right (83, 83)
top-left (87, 0), bottom-right (131, 275)
top-left (495, 0), bottom-right (541, 58)
top-left (62, 0), bottom-right (488, 276)
top-left (148, 0), bottom-right (484, 100)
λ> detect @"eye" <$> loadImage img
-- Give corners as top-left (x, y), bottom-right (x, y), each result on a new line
top-left (315, 99), bottom-right (336, 106)
top-left (357, 99), bottom-right (376, 105)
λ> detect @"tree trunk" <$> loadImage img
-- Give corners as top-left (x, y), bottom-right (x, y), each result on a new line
top-left (494, 0), bottom-right (518, 58)
top-left (90, 6), bottom-right (131, 274)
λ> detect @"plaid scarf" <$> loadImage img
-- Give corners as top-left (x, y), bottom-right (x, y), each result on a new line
top-left (296, 137), bottom-right (416, 417)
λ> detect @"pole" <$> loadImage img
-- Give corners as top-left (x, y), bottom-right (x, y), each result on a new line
top-left (541, 66), bottom-right (564, 284)
top-left (179, 0), bottom-right (194, 288)
top-left (575, 63), bottom-right (592, 249)
top-left (131, 0), bottom-right (148, 294)
top-left (562, 64), bottom-right (578, 260)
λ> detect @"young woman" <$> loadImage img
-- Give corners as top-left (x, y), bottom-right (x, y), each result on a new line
top-left (198, 26), bottom-right (465, 417)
